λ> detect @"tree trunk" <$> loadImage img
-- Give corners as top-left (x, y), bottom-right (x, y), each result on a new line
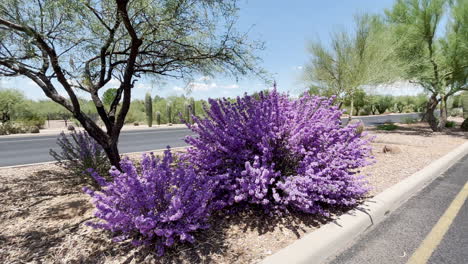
top-left (437, 95), bottom-right (448, 130)
top-left (425, 94), bottom-right (439, 132)
top-left (348, 97), bottom-right (354, 121)
top-left (103, 141), bottom-right (121, 169)
top-left (76, 116), bottom-right (122, 169)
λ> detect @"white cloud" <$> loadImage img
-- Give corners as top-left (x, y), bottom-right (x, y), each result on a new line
top-left (189, 82), bottom-right (218, 91)
top-left (170, 79), bottom-right (240, 93)
top-left (173, 86), bottom-right (184, 92)
top-left (224, 84), bottom-right (240, 90)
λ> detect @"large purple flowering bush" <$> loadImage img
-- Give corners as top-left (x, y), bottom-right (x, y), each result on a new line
top-left (85, 90), bottom-right (373, 253)
top-left (84, 149), bottom-right (221, 255)
top-left (185, 90), bottom-right (373, 215)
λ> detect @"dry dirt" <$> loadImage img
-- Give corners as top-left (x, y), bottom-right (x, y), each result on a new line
top-left (0, 122), bottom-right (466, 264)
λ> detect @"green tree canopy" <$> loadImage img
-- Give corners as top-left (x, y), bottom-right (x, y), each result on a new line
top-left (303, 14), bottom-right (402, 119)
top-left (385, 0), bottom-right (468, 130)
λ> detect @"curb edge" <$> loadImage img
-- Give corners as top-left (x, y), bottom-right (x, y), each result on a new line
top-left (261, 141), bottom-right (468, 264)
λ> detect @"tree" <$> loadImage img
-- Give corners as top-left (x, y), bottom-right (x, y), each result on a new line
top-left (0, 0), bottom-right (262, 168)
top-left (344, 88), bottom-right (367, 116)
top-left (304, 14), bottom-right (401, 119)
top-left (0, 88), bottom-right (25, 122)
top-left (385, 0), bottom-right (468, 131)
top-left (375, 95), bottom-right (394, 114)
top-left (102, 88), bottom-right (118, 106)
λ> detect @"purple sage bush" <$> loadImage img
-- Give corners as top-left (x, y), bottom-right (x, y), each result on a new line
top-left (185, 90), bottom-right (373, 215)
top-left (84, 149), bottom-right (222, 255)
top-left (50, 130), bottom-right (110, 186)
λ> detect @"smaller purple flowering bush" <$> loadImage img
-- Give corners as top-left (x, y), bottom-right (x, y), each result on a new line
top-left (50, 130), bottom-right (110, 187)
top-left (84, 149), bottom-right (221, 256)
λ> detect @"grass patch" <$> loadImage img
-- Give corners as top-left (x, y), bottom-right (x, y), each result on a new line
top-left (376, 122), bottom-right (399, 131)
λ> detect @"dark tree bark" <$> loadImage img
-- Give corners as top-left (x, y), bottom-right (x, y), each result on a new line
top-left (437, 95), bottom-right (448, 130)
top-left (425, 94), bottom-right (440, 132)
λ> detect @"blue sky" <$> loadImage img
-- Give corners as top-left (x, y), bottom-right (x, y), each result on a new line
top-left (1, 0), bottom-right (407, 101)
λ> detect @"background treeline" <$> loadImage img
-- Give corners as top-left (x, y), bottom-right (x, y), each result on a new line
top-left (0, 87), bottom-right (210, 134)
top-left (304, 0), bottom-right (468, 130)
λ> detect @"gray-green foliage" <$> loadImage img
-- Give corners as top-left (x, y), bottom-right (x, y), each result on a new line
top-left (0, 88), bottom-right (26, 122)
top-left (385, 0), bottom-right (468, 130)
top-left (462, 92), bottom-right (468, 118)
top-left (102, 88), bottom-right (118, 106)
top-left (184, 102), bottom-right (190, 123)
top-left (166, 104), bottom-right (173, 124)
top-left (304, 14), bottom-right (402, 118)
top-left (156, 111), bottom-right (161, 125)
top-left (145, 93), bottom-right (153, 127)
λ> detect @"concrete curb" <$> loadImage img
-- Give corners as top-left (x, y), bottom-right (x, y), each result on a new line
top-left (261, 141), bottom-right (468, 264)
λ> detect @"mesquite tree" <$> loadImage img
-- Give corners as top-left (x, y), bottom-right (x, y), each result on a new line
top-left (304, 14), bottom-right (401, 120)
top-left (385, 0), bottom-right (468, 131)
top-left (0, 0), bottom-right (262, 168)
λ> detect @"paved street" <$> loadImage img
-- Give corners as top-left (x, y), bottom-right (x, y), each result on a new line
top-left (0, 127), bottom-right (193, 167)
top-left (0, 113), bottom-right (420, 167)
top-left (328, 154), bottom-right (468, 264)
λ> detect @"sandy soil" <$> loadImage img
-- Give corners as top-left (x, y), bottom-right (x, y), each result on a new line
top-left (0, 122), bottom-right (466, 264)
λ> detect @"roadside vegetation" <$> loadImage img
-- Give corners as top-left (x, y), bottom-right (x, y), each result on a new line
top-left (0, 0), bottom-right (466, 263)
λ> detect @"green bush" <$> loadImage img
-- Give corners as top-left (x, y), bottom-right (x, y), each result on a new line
top-left (376, 122), bottom-right (399, 131)
top-left (29, 127), bottom-right (40, 133)
top-left (0, 122), bottom-right (28, 134)
top-left (445, 121), bottom-right (456, 128)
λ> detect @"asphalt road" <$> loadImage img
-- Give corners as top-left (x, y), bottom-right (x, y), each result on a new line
top-left (328, 154), bottom-right (468, 264)
top-left (0, 127), bottom-right (192, 167)
top-left (0, 113), bottom-right (420, 167)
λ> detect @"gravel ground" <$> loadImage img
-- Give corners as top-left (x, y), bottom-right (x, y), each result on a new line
top-left (0, 122), bottom-right (466, 264)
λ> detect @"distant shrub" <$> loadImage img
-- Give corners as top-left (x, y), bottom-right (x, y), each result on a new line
top-left (19, 112), bottom-right (45, 129)
top-left (84, 149), bottom-right (221, 255)
top-left (450, 108), bottom-right (463, 117)
top-left (376, 122), bottom-right (399, 131)
top-left (29, 126), bottom-right (40, 133)
top-left (445, 121), bottom-right (456, 128)
top-left (0, 122), bottom-right (27, 135)
top-left (50, 131), bottom-right (110, 186)
top-left (403, 117), bottom-right (418, 124)
top-left (185, 90), bottom-right (373, 215)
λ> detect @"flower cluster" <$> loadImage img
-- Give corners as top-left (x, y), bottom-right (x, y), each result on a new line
top-left (185, 90), bottom-right (373, 215)
top-left (50, 130), bottom-right (110, 186)
top-left (84, 149), bottom-right (221, 255)
top-left (85, 90), bottom-right (373, 253)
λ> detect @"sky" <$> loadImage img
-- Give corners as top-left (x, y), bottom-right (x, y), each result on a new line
top-left (1, 0), bottom-right (422, 101)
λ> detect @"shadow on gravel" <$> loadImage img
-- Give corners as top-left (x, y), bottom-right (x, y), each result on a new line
top-left (368, 123), bottom-right (468, 139)
top-left (0, 165), bottom-right (362, 264)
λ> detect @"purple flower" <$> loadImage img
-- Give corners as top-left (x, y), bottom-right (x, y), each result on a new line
top-left (184, 90), bottom-right (373, 214)
top-left (85, 148), bottom-right (221, 255)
